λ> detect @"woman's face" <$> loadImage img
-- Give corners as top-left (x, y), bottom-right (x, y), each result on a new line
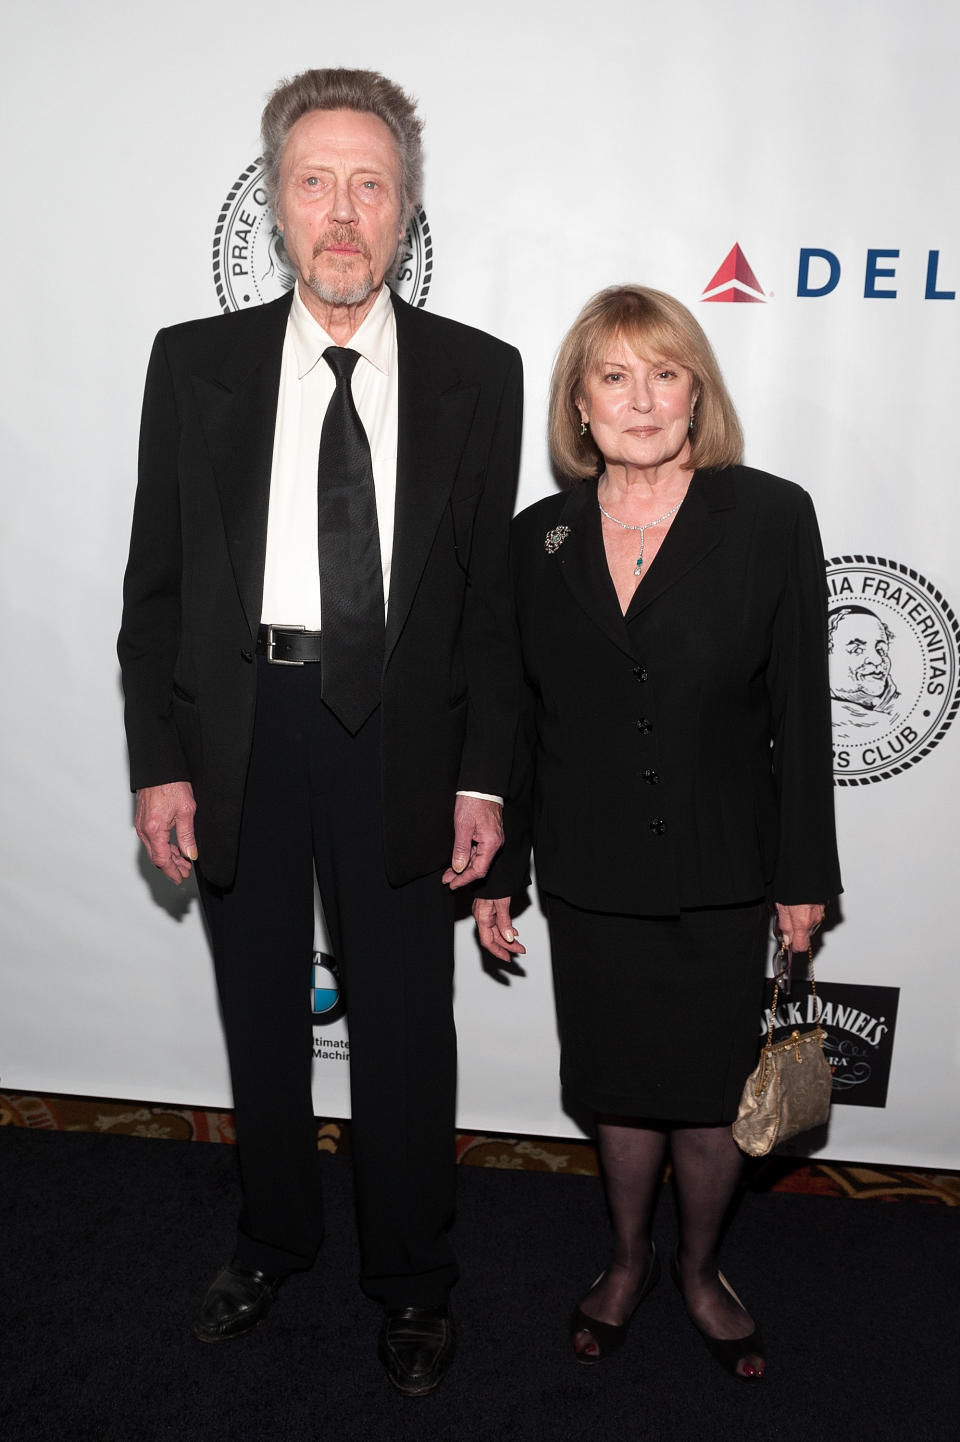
top-left (577, 336), bottom-right (697, 476)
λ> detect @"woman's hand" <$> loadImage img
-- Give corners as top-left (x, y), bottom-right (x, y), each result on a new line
top-left (472, 897), bottom-right (526, 963)
top-left (774, 902), bottom-right (826, 953)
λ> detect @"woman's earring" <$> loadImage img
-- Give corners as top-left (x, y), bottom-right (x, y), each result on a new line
top-left (689, 413), bottom-right (695, 431)
top-left (579, 421), bottom-right (589, 437)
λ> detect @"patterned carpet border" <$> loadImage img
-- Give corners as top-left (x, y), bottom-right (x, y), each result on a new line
top-left (2, 1090), bottom-right (957, 1204)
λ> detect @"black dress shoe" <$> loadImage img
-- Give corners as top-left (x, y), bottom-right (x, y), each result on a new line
top-left (377, 1305), bottom-right (456, 1396)
top-left (193, 1263), bottom-right (285, 1343)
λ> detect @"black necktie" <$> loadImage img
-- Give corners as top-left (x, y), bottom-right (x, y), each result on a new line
top-left (316, 346), bottom-right (384, 733)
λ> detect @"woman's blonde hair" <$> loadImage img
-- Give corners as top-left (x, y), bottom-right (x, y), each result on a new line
top-left (549, 285), bottom-right (744, 481)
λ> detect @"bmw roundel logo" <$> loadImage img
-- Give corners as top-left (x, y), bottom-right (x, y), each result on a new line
top-left (311, 953), bottom-right (342, 1018)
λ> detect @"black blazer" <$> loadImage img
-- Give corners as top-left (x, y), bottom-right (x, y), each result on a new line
top-left (483, 466), bottom-right (842, 913)
top-left (118, 290), bottom-right (523, 888)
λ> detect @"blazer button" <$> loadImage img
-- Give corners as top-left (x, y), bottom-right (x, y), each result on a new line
top-left (642, 769), bottom-right (659, 785)
top-left (648, 817), bottom-right (666, 834)
top-left (633, 665), bottom-right (648, 682)
top-left (636, 718), bottom-right (654, 735)
top-left (240, 649), bottom-right (253, 663)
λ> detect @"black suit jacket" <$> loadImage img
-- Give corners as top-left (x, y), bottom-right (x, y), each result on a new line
top-left (483, 466), bottom-right (842, 913)
top-left (118, 289), bottom-right (523, 888)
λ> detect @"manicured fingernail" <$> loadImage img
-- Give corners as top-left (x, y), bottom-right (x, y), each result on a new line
top-left (503, 929), bottom-right (514, 941)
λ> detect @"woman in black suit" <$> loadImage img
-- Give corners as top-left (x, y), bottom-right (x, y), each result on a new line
top-left (475, 287), bottom-right (841, 1380)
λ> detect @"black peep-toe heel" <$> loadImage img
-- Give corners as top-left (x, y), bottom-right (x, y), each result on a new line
top-left (569, 1244), bottom-right (660, 1364)
top-left (670, 1251), bottom-right (765, 1381)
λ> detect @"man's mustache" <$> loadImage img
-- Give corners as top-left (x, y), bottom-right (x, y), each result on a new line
top-left (313, 227), bottom-right (371, 260)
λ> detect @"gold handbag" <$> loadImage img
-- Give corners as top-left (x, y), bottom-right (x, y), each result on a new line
top-left (732, 944), bottom-right (832, 1158)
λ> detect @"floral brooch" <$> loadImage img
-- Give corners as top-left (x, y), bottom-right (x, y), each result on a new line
top-left (544, 525), bottom-right (571, 555)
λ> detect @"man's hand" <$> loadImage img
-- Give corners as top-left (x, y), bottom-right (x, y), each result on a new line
top-left (441, 796), bottom-right (504, 890)
top-left (135, 781), bottom-right (198, 885)
top-left (774, 901), bottom-right (826, 953)
top-left (472, 896), bottom-right (525, 964)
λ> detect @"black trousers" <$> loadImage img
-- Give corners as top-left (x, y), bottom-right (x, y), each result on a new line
top-left (197, 659), bottom-right (458, 1309)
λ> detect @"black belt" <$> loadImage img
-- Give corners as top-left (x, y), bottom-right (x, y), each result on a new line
top-left (256, 624), bottom-right (323, 665)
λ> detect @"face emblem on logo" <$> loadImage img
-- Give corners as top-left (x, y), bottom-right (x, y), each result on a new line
top-left (827, 556), bottom-right (960, 784)
top-left (212, 159), bottom-right (433, 313)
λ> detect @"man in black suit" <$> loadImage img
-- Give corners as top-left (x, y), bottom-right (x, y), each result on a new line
top-left (118, 67), bottom-right (522, 1396)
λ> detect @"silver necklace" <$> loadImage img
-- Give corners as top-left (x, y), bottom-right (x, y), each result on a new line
top-left (597, 494), bottom-right (684, 576)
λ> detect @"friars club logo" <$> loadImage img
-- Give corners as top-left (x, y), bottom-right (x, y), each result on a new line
top-left (826, 556), bottom-right (960, 785)
top-left (212, 158), bottom-right (433, 312)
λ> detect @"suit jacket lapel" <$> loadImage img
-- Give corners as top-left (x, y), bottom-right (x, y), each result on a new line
top-left (551, 469), bottom-right (736, 652)
top-left (190, 291), bottom-right (293, 638)
top-left (625, 468), bottom-right (735, 621)
top-left (551, 479), bottom-right (639, 661)
top-left (386, 294), bottom-right (479, 660)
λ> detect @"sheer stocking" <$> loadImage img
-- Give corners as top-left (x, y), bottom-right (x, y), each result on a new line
top-left (573, 1117), bottom-right (667, 1356)
top-left (670, 1122), bottom-right (764, 1376)
top-left (574, 1118), bottom-right (763, 1375)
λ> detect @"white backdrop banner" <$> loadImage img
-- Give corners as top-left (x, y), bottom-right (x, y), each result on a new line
top-left (2, 1), bottom-right (958, 1167)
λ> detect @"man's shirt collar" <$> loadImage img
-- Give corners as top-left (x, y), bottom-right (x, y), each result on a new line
top-left (289, 283), bottom-right (395, 380)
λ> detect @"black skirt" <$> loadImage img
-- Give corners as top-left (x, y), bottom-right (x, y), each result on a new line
top-left (546, 895), bottom-right (769, 1125)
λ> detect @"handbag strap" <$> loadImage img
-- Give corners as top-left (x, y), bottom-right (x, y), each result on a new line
top-left (766, 943), bottom-right (821, 1048)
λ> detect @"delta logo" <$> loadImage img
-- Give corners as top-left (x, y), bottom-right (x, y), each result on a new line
top-left (702, 245), bottom-right (767, 303)
top-left (701, 243), bottom-right (956, 302)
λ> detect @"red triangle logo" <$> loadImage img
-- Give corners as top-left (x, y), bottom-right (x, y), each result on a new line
top-left (701, 244), bottom-right (766, 303)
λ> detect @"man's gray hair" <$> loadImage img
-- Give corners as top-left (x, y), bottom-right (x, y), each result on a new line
top-left (261, 67), bottom-right (424, 220)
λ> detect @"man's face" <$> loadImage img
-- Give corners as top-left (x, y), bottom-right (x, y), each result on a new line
top-left (831, 613), bottom-right (892, 701)
top-left (276, 108), bottom-right (406, 309)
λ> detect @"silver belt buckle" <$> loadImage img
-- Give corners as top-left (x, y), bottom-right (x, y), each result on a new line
top-left (265, 623), bottom-right (305, 665)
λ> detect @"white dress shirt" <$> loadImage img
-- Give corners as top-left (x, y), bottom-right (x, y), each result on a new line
top-left (261, 283), bottom-right (397, 629)
top-left (260, 283), bottom-right (498, 804)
